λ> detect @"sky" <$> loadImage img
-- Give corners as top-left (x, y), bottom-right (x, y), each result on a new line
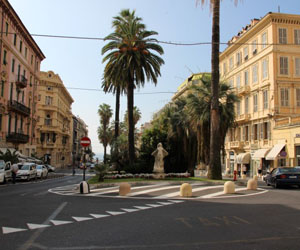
top-left (8, 0), bottom-right (300, 154)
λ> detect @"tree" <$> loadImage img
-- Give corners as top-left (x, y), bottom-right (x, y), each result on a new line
top-left (102, 9), bottom-right (164, 165)
top-left (98, 104), bottom-right (113, 163)
top-left (197, 0), bottom-right (239, 179)
top-left (124, 106), bottom-right (141, 127)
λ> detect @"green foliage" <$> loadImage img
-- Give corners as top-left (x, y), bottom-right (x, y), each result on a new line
top-left (95, 163), bottom-right (109, 182)
top-left (0, 149), bottom-right (19, 164)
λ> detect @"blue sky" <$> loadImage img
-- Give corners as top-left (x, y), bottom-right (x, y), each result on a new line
top-left (8, 0), bottom-right (300, 154)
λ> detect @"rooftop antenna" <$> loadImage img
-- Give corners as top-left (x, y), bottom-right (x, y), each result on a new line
top-left (278, 5), bottom-right (280, 13)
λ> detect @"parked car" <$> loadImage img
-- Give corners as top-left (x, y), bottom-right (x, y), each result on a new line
top-left (16, 163), bottom-right (37, 181)
top-left (0, 160), bottom-right (12, 184)
top-left (45, 164), bottom-right (55, 172)
top-left (36, 165), bottom-right (48, 178)
top-left (264, 167), bottom-right (300, 188)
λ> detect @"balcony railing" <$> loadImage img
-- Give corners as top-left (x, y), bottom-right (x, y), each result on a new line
top-left (7, 100), bottom-right (30, 116)
top-left (16, 75), bottom-right (27, 88)
top-left (237, 85), bottom-right (250, 96)
top-left (229, 141), bottom-right (244, 149)
top-left (6, 132), bottom-right (29, 144)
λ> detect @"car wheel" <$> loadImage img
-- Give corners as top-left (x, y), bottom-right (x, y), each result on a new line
top-left (274, 180), bottom-right (280, 189)
top-left (3, 177), bottom-right (6, 184)
top-left (265, 180), bottom-right (270, 186)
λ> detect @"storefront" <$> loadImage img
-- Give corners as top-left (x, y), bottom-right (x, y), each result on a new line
top-left (235, 152), bottom-right (251, 176)
top-left (265, 144), bottom-right (287, 169)
top-left (251, 148), bottom-right (270, 177)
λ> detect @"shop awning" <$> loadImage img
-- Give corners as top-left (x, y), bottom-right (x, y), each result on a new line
top-left (265, 144), bottom-right (286, 160)
top-left (236, 153), bottom-right (251, 164)
top-left (252, 148), bottom-right (271, 160)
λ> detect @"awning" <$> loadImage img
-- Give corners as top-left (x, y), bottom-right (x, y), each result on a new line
top-left (265, 144), bottom-right (286, 160)
top-left (236, 153), bottom-right (251, 164)
top-left (252, 148), bottom-right (271, 160)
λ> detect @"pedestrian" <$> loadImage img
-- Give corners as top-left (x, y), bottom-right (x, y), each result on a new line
top-left (11, 163), bottom-right (19, 184)
top-left (72, 166), bottom-right (76, 176)
top-left (243, 165), bottom-right (247, 176)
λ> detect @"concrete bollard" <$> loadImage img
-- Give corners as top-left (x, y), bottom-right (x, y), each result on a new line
top-left (180, 183), bottom-right (192, 197)
top-left (241, 174), bottom-right (247, 179)
top-left (253, 175), bottom-right (258, 181)
top-left (80, 181), bottom-right (90, 194)
top-left (224, 181), bottom-right (235, 194)
top-left (119, 183), bottom-right (131, 196)
top-left (247, 179), bottom-right (257, 190)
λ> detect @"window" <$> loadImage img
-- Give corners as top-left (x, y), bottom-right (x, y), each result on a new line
top-left (229, 57), bottom-right (234, 70)
top-left (0, 114), bottom-right (2, 131)
top-left (262, 58), bottom-right (268, 79)
top-left (280, 57), bottom-right (288, 75)
top-left (38, 95), bottom-right (41, 101)
top-left (263, 90), bottom-right (268, 109)
top-left (280, 88), bottom-right (289, 106)
top-left (31, 55), bottom-right (33, 65)
top-left (13, 34), bottom-right (17, 46)
top-left (5, 22), bottom-right (8, 36)
top-left (295, 58), bottom-right (300, 76)
top-left (245, 97), bottom-right (249, 114)
top-left (262, 32), bottom-right (267, 49)
top-left (1, 80), bottom-right (4, 97)
top-left (295, 29), bottom-right (300, 45)
top-left (296, 89), bottom-right (300, 107)
top-left (236, 51), bottom-right (242, 66)
top-left (253, 94), bottom-right (258, 112)
top-left (254, 124), bottom-right (258, 140)
top-left (3, 50), bottom-right (7, 65)
top-left (45, 96), bottom-right (53, 105)
top-left (223, 62), bottom-right (227, 75)
top-left (243, 47), bottom-right (248, 61)
top-left (11, 58), bottom-right (15, 73)
top-left (236, 74), bottom-right (241, 89)
top-left (45, 115), bottom-right (52, 126)
top-left (19, 40), bottom-right (22, 53)
top-left (252, 40), bottom-right (257, 55)
top-left (252, 64), bottom-right (258, 83)
top-left (25, 47), bottom-right (27, 58)
top-left (279, 28), bottom-right (287, 44)
top-left (237, 102), bottom-right (240, 116)
top-left (47, 86), bottom-right (53, 91)
top-left (228, 78), bottom-right (233, 88)
top-left (244, 70), bottom-right (249, 85)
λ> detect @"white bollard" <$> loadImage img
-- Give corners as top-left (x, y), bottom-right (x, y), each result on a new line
top-left (80, 181), bottom-right (90, 194)
top-left (247, 179), bottom-right (257, 190)
top-left (224, 181), bottom-right (235, 194)
top-left (119, 183), bottom-right (131, 196)
top-left (180, 183), bottom-right (192, 197)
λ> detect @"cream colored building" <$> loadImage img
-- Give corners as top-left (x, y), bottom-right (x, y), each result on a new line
top-left (36, 71), bottom-right (74, 168)
top-left (221, 12), bottom-right (300, 176)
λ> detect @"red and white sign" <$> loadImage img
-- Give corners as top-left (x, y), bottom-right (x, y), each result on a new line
top-left (80, 137), bottom-right (91, 147)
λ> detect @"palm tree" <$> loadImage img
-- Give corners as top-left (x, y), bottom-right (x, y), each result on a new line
top-left (98, 103), bottom-right (113, 163)
top-left (102, 9), bottom-right (164, 165)
top-left (124, 106), bottom-right (142, 127)
top-left (197, 0), bottom-right (239, 179)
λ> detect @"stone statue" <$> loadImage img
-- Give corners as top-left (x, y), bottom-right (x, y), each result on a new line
top-left (151, 143), bottom-right (168, 174)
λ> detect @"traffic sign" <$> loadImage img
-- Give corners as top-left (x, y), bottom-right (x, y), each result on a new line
top-left (80, 136), bottom-right (91, 147)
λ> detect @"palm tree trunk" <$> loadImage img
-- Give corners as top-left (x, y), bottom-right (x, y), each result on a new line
top-left (127, 82), bottom-right (135, 165)
top-left (104, 145), bottom-right (107, 164)
top-left (208, 0), bottom-right (222, 180)
top-left (115, 86), bottom-right (120, 139)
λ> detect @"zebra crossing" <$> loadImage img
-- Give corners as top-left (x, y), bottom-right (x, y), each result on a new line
top-left (49, 182), bottom-right (268, 200)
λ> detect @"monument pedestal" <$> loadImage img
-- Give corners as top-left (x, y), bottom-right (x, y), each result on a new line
top-left (153, 173), bottom-right (166, 179)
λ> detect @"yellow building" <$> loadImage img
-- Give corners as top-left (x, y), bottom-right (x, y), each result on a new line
top-left (221, 12), bottom-right (300, 176)
top-left (36, 71), bottom-right (74, 168)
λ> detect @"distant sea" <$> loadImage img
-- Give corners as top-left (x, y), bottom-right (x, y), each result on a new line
top-left (94, 153), bottom-right (104, 162)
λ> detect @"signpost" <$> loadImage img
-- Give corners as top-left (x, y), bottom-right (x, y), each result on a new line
top-left (80, 136), bottom-right (91, 194)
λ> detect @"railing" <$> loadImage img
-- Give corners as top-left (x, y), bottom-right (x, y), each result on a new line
top-left (16, 75), bottom-right (27, 88)
top-left (6, 132), bottom-right (29, 143)
top-left (229, 141), bottom-right (244, 148)
top-left (237, 85), bottom-right (250, 95)
top-left (7, 100), bottom-right (30, 116)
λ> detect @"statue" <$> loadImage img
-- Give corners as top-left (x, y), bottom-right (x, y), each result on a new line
top-left (151, 143), bottom-right (168, 174)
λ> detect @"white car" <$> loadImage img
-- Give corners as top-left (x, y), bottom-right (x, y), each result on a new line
top-left (45, 164), bottom-right (55, 172)
top-left (16, 163), bottom-right (37, 181)
top-left (0, 160), bottom-right (12, 184)
top-left (36, 165), bottom-right (48, 178)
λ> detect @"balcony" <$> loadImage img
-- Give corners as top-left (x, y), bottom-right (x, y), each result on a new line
top-left (236, 113), bottom-right (251, 122)
top-left (16, 75), bottom-right (27, 89)
top-left (6, 132), bottom-right (29, 144)
top-left (7, 100), bottom-right (30, 116)
top-left (237, 85), bottom-right (250, 96)
top-left (229, 141), bottom-right (244, 149)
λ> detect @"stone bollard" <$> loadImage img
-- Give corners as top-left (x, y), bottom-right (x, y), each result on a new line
top-left (119, 183), bottom-right (131, 196)
top-left (247, 179), bottom-right (257, 190)
top-left (253, 175), bottom-right (258, 181)
top-left (180, 183), bottom-right (192, 197)
top-left (241, 174), bottom-right (247, 179)
top-left (80, 181), bottom-right (90, 194)
top-left (224, 181), bottom-right (235, 194)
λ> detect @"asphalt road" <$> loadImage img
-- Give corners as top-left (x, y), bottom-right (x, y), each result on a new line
top-left (1, 174), bottom-right (300, 250)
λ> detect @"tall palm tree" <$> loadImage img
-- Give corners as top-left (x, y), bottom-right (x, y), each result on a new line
top-left (98, 103), bottom-right (113, 163)
top-left (124, 106), bottom-right (142, 127)
top-left (102, 9), bottom-right (164, 165)
top-left (197, 0), bottom-right (239, 179)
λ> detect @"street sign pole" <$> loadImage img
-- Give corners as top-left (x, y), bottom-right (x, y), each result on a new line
top-left (83, 147), bottom-right (86, 181)
top-left (79, 136), bottom-right (91, 194)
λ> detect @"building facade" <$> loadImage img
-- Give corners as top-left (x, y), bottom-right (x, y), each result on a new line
top-left (0, 0), bottom-right (45, 155)
top-left (221, 12), bottom-right (300, 176)
top-left (36, 71), bottom-right (73, 168)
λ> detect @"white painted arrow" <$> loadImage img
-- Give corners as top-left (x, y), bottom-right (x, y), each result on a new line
top-left (27, 223), bottom-right (51, 230)
top-left (72, 216), bottom-right (93, 222)
top-left (121, 208), bottom-right (139, 213)
top-left (106, 211), bottom-right (126, 216)
top-left (90, 214), bottom-right (110, 219)
top-left (134, 206), bottom-right (151, 210)
top-left (2, 227), bottom-right (27, 234)
top-left (50, 220), bottom-right (73, 226)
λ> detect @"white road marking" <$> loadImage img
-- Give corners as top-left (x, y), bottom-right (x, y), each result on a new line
top-left (146, 203), bottom-right (163, 208)
top-left (127, 185), bottom-right (182, 197)
top-left (199, 187), bottom-right (248, 199)
top-left (27, 223), bottom-right (51, 230)
top-left (168, 200), bottom-right (184, 203)
top-left (50, 220), bottom-right (73, 226)
top-left (90, 214), bottom-right (110, 219)
top-left (72, 216), bottom-right (93, 222)
top-left (157, 202), bottom-right (173, 205)
top-left (121, 208), bottom-right (139, 213)
top-left (2, 227), bottom-right (27, 234)
top-left (106, 211), bottom-right (126, 216)
top-left (134, 206), bottom-right (151, 210)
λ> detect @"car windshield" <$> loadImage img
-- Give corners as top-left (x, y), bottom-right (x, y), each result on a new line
top-left (0, 161), bottom-right (5, 170)
top-left (278, 168), bottom-right (300, 173)
top-left (36, 166), bottom-right (42, 169)
top-left (21, 165), bottom-right (30, 170)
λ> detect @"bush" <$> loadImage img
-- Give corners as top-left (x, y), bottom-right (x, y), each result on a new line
top-left (95, 163), bottom-right (109, 182)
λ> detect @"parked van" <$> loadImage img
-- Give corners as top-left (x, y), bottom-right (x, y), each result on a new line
top-left (16, 162), bottom-right (37, 181)
top-left (0, 160), bottom-right (12, 184)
